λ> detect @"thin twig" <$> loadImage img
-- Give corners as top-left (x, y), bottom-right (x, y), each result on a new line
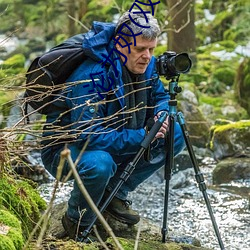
top-left (61, 148), bottom-right (124, 250)
top-left (68, 14), bottom-right (90, 31)
top-left (22, 154), bottom-right (65, 249)
top-left (93, 225), bottom-right (110, 250)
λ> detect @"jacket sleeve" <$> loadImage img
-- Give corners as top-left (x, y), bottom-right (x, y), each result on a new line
top-left (66, 64), bottom-right (146, 156)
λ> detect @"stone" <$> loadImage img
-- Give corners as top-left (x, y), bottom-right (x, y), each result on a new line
top-left (179, 100), bottom-right (211, 148)
top-left (213, 157), bottom-right (250, 184)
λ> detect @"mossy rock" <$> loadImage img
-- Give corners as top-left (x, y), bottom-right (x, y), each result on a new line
top-left (199, 92), bottom-right (249, 122)
top-left (0, 174), bottom-right (47, 239)
top-left (209, 120), bottom-right (250, 160)
top-left (0, 209), bottom-right (24, 250)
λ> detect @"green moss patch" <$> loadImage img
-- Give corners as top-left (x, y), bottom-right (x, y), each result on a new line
top-left (106, 237), bottom-right (210, 250)
top-left (0, 174), bottom-right (47, 239)
top-left (0, 209), bottom-right (24, 250)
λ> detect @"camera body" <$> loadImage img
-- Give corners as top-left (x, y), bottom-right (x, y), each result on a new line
top-left (156, 51), bottom-right (192, 79)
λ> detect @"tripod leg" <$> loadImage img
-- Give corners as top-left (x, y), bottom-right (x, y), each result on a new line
top-left (177, 112), bottom-right (225, 250)
top-left (162, 114), bottom-right (175, 243)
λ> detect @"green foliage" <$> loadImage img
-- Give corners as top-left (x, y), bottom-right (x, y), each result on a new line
top-left (0, 54), bottom-right (26, 84)
top-left (196, 0), bottom-right (250, 47)
top-left (199, 91), bottom-right (248, 121)
top-left (154, 44), bottom-right (167, 57)
top-left (213, 67), bottom-right (235, 86)
top-left (234, 57), bottom-right (250, 115)
top-left (1, 54), bottom-right (25, 69)
top-left (199, 95), bottom-right (224, 107)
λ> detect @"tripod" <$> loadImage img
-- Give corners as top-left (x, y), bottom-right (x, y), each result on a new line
top-left (81, 110), bottom-right (168, 241)
top-left (161, 77), bottom-right (225, 249)
top-left (82, 77), bottom-right (225, 250)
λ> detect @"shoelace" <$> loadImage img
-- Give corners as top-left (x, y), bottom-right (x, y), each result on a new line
top-left (123, 199), bottom-right (132, 209)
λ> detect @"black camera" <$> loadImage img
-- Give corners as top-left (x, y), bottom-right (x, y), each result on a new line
top-left (156, 51), bottom-right (192, 79)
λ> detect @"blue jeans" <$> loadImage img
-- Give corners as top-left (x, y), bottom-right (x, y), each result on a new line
top-left (41, 122), bottom-right (185, 226)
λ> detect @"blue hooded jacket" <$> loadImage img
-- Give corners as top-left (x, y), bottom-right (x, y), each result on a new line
top-left (43, 21), bottom-right (170, 156)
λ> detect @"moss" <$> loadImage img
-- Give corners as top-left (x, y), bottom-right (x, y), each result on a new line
top-left (199, 91), bottom-right (248, 122)
top-left (0, 54), bottom-right (26, 86)
top-left (0, 175), bottom-right (47, 239)
top-left (106, 237), bottom-right (208, 250)
top-left (213, 120), bottom-right (250, 133)
top-left (235, 58), bottom-right (250, 116)
top-left (0, 54), bottom-right (26, 78)
top-left (1, 54), bottom-right (25, 69)
top-left (213, 67), bottom-right (235, 86)
top-left (0, 209), bottom-right (24, 249)
top-left (199, 95), bottom-right (224, 107)
top-left (0, 235), bottom-right (16, 250)
top-left (7, 228), bottom-right (24, 249)
top-left (217, 40), bottom-right (237, 51)
top-left (0, 209), bottom-right (21, 229)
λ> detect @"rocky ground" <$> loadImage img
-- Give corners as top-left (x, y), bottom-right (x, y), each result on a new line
top-left (33, 201), bottom-right (211, 250)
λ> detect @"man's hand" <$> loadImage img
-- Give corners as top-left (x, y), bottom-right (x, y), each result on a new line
top-left (154, 111), bottom-right (169, 139)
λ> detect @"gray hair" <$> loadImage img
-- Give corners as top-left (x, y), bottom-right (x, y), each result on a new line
top-left (116, 12), bottom-right (160, 41)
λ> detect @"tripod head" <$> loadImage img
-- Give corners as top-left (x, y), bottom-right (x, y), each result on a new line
top-left (168, 76), bottom-right (182, 100)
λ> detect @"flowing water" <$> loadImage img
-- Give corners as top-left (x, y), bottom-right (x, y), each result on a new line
top-left (38, 156), bottom-right (250, 250)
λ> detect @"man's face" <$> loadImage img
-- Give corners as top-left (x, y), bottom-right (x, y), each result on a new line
top-left (115, 35), bottom-right (157, 74)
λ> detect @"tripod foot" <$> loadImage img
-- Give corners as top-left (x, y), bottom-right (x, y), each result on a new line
top-left (161, 227), bottom-right (168, 243)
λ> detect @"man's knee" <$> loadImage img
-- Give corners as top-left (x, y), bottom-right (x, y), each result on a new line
top-left (77, 150), bottom-right (117, 181)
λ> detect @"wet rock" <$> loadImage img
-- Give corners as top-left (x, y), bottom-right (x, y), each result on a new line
top-left (170, 168), bottom-right (193, 189)
top-left (213, 157), bottom-right (250, 184)
top-left (179, 100), bottom-right (211, 148)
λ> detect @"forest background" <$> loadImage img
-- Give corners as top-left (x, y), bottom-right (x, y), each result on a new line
top-left (0, 0), bottom-right (250, 249)
top-left (0, 0), bottom-right (250, 126)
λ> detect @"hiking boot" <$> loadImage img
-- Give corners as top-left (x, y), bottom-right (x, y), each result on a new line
top-left (61, 213), bottom-right (97, 243)
top-left (105, 196), bottom-right (140, 225)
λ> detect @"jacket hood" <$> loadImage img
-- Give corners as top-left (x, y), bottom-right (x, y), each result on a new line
top-left (82, 21), bottom-right (116, 62)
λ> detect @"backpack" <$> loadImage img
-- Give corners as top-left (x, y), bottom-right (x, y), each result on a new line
top-left (24, 34), bottom-right (87, 115)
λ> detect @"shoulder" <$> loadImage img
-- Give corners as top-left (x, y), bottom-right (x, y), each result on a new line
top-left (67, 58), bottom-right (103, 82)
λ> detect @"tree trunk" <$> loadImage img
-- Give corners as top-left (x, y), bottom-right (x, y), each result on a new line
top-left (78, 0), bottom-right (88, 20)
top-left (67, 0), bottom-right (77, 36)
top-left (166, 0), bottom-right (196, 62)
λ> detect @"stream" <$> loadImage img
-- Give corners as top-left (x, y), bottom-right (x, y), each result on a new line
top-left (38, 155), bottom-right (250, 250)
